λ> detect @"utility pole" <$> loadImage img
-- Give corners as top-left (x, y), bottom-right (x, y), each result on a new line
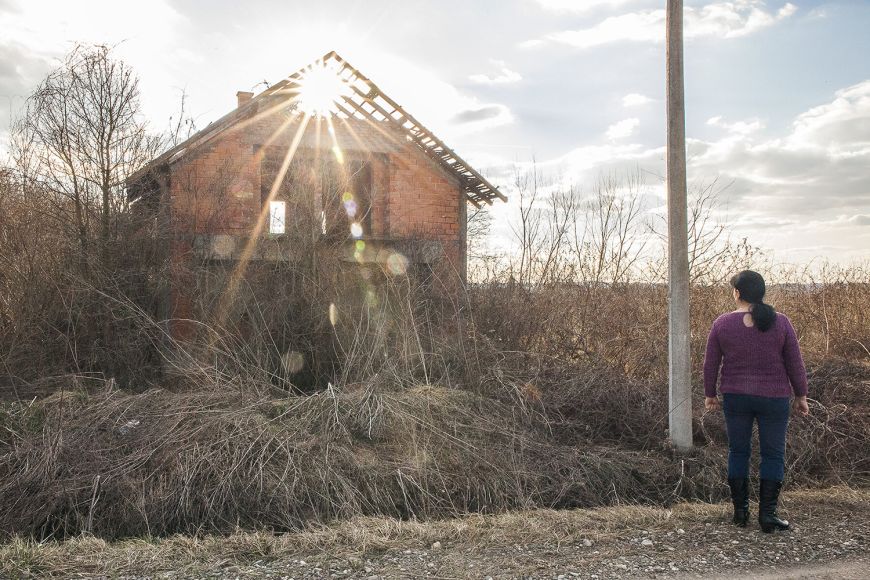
top-left (666, 0), bottom-right (693, 451)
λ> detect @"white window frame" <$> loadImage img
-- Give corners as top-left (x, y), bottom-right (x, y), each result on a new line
top-left (269, 200), bottom-right (286, 235)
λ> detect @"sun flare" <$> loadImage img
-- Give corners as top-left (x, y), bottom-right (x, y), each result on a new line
top-left (296, 62), bottom-right (350, 117)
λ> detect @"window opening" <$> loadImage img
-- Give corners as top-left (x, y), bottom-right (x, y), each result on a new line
top-left (269, 200), bottom-right (286, 234)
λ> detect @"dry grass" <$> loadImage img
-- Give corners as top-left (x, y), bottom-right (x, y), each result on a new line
top-left (3, 486), bottom-right (868, 579)
top-left (469, 266), bottom-right (870, 387)
top-left (0, 375), bottom-right (710, 540)
top-left (1, 267), bottom-right (868, 540)
top-left (1, 353), bottom-right (866, 540)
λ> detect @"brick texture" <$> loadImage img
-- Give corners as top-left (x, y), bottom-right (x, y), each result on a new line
top-left (164, 113), bottom-right (468, 333)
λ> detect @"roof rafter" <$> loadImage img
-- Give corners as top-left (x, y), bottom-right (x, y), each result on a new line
top-left (285, 52), bottom-right (505, 206)
top-left (129, 51), bottom-right (505, 206)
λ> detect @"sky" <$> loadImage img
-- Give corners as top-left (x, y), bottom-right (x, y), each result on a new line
top-left (1, 0), bottom-right (869, 265)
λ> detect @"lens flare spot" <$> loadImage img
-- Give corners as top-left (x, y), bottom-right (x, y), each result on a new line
top-left (386, 252), bottom-right (409, 276)
top-left (332, 145), bottom-right (344, 164)
top-left (329, 303), bottom-right (338, 326)
top-left (281, 351), bottom-right (305, 374)
top-left (355, 240), bottom-right (366, 252)
top-left (365, 289), bottom-right (378, 307)
top-left (342, 191), bottom-right (353, 203)
top-left (344, 199), bottom-right (358, 218)
top-left (350, 222), bottom-right (364, 238)
top-left (211, 235), bottom-right (236, 258)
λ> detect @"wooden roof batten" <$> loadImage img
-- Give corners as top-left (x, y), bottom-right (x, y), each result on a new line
top-left (128, 51), bottom-right (505, 207)
top-left (289, 51), bottom-right (506, 207)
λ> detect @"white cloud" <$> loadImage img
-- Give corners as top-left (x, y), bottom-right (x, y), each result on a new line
top-left (707, 116), bottom-right (764, 135)
top-left (532, 0), bottom-right (638, 13)
top-left (0, 0), bottom-right (191, 145)
top-left (484, 79), bottom-right (870, 264)
top-left (623, 93), bottom-right (653, 107)
top-left (548, 142), bottom-right (658, 178)
top-left (606, 117), bottom-right (640, 140)
top-left (787, 80), bottom-right (870, 154)
top-left (450, 103), bottom-right (515, 135)
top-left (685, 82), bottom-right (870, 260)
top-left (806, 7), bottom-right (828, 20)
top-left (523, 1), bottom-right (798, 49)
top-left (536, 10), bottom-right (662, 49)
top-left (353, 54), bottom-right (516, 139)
top-left (691, 1), bottom-right (797, 39)
top-left (0, 0), bottom-right (184, 57)
top-left (469, 60), bottom-right (522, 85)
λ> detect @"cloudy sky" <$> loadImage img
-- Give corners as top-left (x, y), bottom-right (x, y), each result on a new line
top-left (1, 0), bottom-right (868, 264)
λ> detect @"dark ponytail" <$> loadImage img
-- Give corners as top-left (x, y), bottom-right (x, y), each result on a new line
top-left (730, 270), bottom-right (776, 332)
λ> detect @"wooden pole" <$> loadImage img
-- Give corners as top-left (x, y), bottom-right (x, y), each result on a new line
top-left (666, 0), bottom-right (693, 451)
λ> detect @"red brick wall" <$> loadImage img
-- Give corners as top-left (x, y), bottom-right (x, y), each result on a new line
top-left (163, 114), bottom-right (467, 333)
top-left (385, 141), bottom-right (466, 278)
top-left (168, 136), bottom-right (260, 236)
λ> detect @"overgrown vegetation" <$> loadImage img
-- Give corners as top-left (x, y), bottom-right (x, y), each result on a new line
top-left (0, 45), bottom-right (868, 541)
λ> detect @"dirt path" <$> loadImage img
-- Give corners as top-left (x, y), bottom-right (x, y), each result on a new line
top-left (702, 561), bottom-right (869, 579)
top-left (2, 487), bottom-right (868, 579)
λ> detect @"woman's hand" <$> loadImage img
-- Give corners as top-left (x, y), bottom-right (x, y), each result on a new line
top-left (793, 396), bottom-right (809, 417)
top-left (705, 396), bottom-right (721, 412)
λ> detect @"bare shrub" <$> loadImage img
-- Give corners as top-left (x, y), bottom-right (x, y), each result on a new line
top-left (11, 44), bottom-right (163, 266)
top-left (0, 282), bottom-right (699, 539)
top-left (0, 45), bottom-right (169, 392)
top-left (3, 255), bottom-right (868, 540)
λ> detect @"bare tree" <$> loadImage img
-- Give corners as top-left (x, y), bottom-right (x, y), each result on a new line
top-left (166, 89), bottom-right (197, 148)
top-left (11, 44), bottom-right (162, 268)
top-left (506, 166), bottom-right (580, 286)
top-left (466, 206), bottom-right (492, 260)
top-left (573, 172), bottom-right (650, 286)
top-left (506, 165), bottom-right (651, 288)
top-left (650, 179), bottom-right (766, 284)
top-left (509, 164), bottom-right (544, 286)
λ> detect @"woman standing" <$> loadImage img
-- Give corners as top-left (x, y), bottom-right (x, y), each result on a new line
top-left (703, 270), bottom-right (810, 533)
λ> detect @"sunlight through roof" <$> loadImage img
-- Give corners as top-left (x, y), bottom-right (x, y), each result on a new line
top-left (295, 62), bottom-right (350, 117)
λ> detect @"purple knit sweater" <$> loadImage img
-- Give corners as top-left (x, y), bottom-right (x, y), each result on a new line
top-left (703, 311), bottom-right (808, 399)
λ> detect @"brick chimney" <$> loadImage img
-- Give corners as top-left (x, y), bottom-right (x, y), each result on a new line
top-left (236, 91), bottom-right (254, 108)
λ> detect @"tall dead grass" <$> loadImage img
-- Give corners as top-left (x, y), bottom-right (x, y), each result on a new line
top-left (0, 360), bottom-right (692, 539)
top-left (1, 265), bottom-right (868, 540)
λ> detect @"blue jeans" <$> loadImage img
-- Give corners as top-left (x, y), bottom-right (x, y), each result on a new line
top-left (723, 393), bottom-right (791, 481)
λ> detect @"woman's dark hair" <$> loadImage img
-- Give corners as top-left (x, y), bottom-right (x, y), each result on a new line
top-left (730, 270), bottom-right (776, 331)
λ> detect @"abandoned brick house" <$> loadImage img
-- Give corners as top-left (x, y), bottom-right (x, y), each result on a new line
top-left (127, 52), bottom-right (505, 337)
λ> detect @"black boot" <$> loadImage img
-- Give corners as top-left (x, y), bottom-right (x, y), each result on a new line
top-left (758, 479), bottom-right (790, 533)
top-left (728, 478), bottom-right (750, 527)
